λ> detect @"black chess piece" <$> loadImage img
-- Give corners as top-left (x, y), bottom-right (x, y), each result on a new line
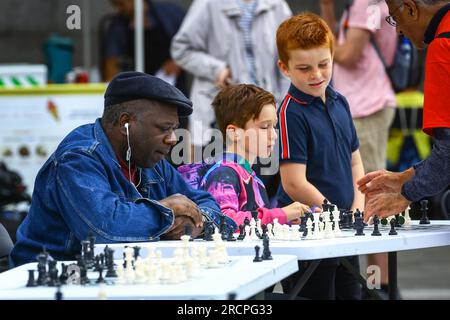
top-left (322, 198), bottom-right (329, 212)
top-left (396, 214), bottom-right (405, 227)
top-left (105, 249), bottom-right (117, 278)
top-left (87, 232), bottom-right (96, 263)
top-left (262, 235), bottom-right (273, 260)
top-left (26, 270), bottom-right (37, 287)
top-left (299, 216), bottom-right (307, 233)
top-left (55, 286), bottom-right (63, 300)
top-left (244, 217), bottom-right (250, 226)
top-left (355, 216), bottom-right (365, 236)
top-left (219, 214), bottom-right (227, 234)
top-left (47, 260), bottom-right (59, 287)
top-left (371, 215), bottom-right (382, 236)
top-left (184, 224), bottom-right (193, 241)
top-left (389, 218), bottom-right (398, 235)
top-left (81, 240), bottom-right (91, 265)
top-left (96, 266), bottom-right (105, 284)
top-left (133, 246), bottom-right (141, 261)
top-left (261, 224), bottom-right (268, 237)
top-left (237, 224), bottom-right (245, 241)
top-left (203, 221), bottom-right (214, 241)
top-left (226, 229), bottom-right (237, 241)
top-left (59, 263), bottom-right (68, 285)
top-left (420, 199), bottom-right (430, 224)
top-left (253, 245), bottom-right (263, 262)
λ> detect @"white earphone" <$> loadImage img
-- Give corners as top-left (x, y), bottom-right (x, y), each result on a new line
top-left (125, 123), bottom-right (131, 162)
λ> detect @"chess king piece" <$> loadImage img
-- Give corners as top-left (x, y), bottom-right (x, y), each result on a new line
top-left (419, 199), bottom-right (430, 224)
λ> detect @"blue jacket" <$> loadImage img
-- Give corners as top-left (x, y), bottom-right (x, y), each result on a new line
top-left (10, 119), bottom-right (221, 267)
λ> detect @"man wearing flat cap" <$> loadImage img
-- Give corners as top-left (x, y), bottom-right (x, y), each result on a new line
top-left (10, 72), bottom-right (231, 267)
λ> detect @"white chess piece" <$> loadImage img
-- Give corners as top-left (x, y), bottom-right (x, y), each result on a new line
top-left (256, 220), bottom-right (263, 237)
top-left (404, 206), bottom-right (412, 227)
top-left (115, 264), bottom-right (125, 285)
top-left (97, 284), bottom-right (107, 300)
top-left (180, 234), bottom-right (191, 260)
top-left (290, 224), bottom-right (301, 240)
top-left (324, 211), bottom-right (335, 239)
top-left (333, 207), bottom-right (342, 236)
top-left (282, 224), bottom-right (290, 240)
top-left (250, 218), bottom-right (258, 240)
top-left (244, 225), bottom-right (251, 242)
top-left (312, 212), bottom-right (321, 239)
top-left (305, 217), bottom-right (314, 240)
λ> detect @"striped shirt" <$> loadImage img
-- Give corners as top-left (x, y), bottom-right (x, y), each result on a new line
top-left (237, 0), bottom-right (258, 85)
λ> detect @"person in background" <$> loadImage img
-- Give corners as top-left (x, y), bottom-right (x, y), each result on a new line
top-left (320, 0), bottom-right (398, 298)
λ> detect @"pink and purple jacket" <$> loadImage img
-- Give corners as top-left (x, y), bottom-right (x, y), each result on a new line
top-left (200, 154), bottom-right (287, 229)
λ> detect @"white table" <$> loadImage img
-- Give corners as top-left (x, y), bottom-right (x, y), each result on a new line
top-left (95, 220), bottom-right (450, 299)
top-left (0, 255), bottom-right (298, 300)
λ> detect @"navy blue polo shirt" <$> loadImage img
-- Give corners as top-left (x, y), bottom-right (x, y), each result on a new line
top-left (276, 84), bottom-right (359, 210)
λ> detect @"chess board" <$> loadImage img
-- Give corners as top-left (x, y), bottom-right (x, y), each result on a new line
top-left (0, 254), bottom-right (298, 300)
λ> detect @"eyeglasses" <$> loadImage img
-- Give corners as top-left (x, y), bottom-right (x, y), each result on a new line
top-left (385, 3), bottom-right (404, 27)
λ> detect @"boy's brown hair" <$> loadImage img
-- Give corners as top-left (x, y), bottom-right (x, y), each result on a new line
top-left (212, 84), bottom-right (275, 140)
top-left (276, 12), bottom-right (335, 65)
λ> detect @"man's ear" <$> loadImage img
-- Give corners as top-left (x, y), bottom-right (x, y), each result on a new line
top-left (118, 113), bottom-right (131, 135)
top-left (404, 0), bottom-right (419, 19)
top-left (277, 59), bottom-right (290, 77)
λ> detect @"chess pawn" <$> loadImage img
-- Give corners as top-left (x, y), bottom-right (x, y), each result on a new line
top-left (389, 218), bottom-right (398, 235)
top-left (115, 264), bottom-right (125, 285)
top-left (253, 245), bottom-right (263, 262)
top-left (250, 218), bottom-right (258, 240)
top-left (207, 250), bottom-right (220, 268)
top-left (290, 224), bottom-right (301, 240)
top-left (243, 225), bottom-right (251, 242)
top-left (180, 235), bottom-right (191, 260)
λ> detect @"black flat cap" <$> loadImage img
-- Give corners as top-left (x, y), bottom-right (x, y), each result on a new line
top-left (104, 71), bottom-right (193, 116)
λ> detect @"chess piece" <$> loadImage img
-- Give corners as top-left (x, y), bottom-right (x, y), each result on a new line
top-left (237, 224), bottom-right (245, 241)
top-left (371, 215), bottom-right (382, 236)
top-left (389, 218), bottom-right (398, 235)
top-left (226, 229), bottom-right (237, 241)
top-left (253, 245), bottom-right (263, 262)
top-left (420, 199), bottom-right (430, 224)
top-left (262, 235), bottom-right (273, 260)
top-left (404, 205), bottom-right (412, 226)
top-left (184, 224), bottom-right (193, 241)
top-left (203, 221), bottom-right (214, 241)
top-left (55, 286), bottom-right (63, 300)
top-left (59, 263), bottom-right (69, 285)
top-left (244, 216), bottom-right (250, 226)
top-left (47, 260), bottom-right (59, 287)
top-left (304, 217), bottom-right (313, 239)
top-left (322, 198), bottom-right (329, 212)
top-left (96, 266), bottom-right (106, 284)
top-left (26, 270), bottom-right (37, 287)
top-left (355, 216), bottom-right (365, 236)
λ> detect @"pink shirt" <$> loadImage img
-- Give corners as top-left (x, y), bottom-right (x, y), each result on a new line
top-left (333, 0), bottom-right (397, 118)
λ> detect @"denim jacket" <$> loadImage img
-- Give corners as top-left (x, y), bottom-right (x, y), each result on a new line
top-left (10, 119), bottom-right (221, 266)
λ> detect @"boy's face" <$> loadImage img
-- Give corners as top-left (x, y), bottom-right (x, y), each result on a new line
top-left (236, 104), bottom-right (278, 160)
top-left (278, 46), bottom-right (333, 100)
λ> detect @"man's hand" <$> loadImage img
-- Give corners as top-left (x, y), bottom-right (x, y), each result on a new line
top-left (364, 193), bottom-right (411, 222)
top-left (357, 169), bottom-right (413, 197)
top-left (159, 194), bottom-right (203, 227)
top-left (215, 68), bottom-right (232, 89)
top-left (161, 59), bottom-right (182, 77)
top-left (161, 215), bottom-right (203, 240)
